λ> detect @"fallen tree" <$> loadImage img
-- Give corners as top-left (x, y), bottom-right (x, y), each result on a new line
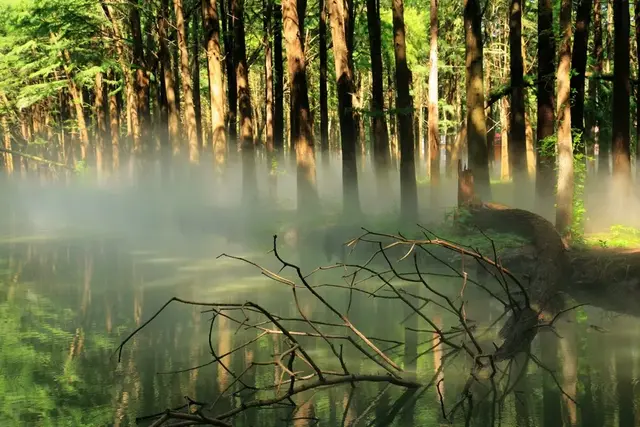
top-left (454, 162), bottom-right (640, 318)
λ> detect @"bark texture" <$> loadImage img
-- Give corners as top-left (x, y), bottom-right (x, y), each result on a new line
top-left (327, 0), bottom-right (360, 215)
top-left (202, 0), bottom-right (227, 170)
top-left (392, 0), bottom-right (417, 220)
top-left (464, 0), bottom-right (490, 200)
top-left (555, 0), bottom-right (574, 239)
top-left (283, 0), bottom-right (319, 213)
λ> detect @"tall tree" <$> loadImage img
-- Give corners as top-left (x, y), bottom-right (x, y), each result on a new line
top-left (556, 0), bottom-right (574, 238)
top-left (428, 0), bottom-right (439, 199)
top-left (174, 0), bottom-right (199, 163)
top-left (633, 0), bottom-right (640, 165)
top-left (192, 12), bottom-right (203, 149)
top-left (392, 0), bottom-right (418, 220)
top-left (283, 0), bottom-right (319, 213)
top-left (464, 0), bottom-right (490, 199)
top-left (107, 70), bottom-right (120, 170)
top-left (264, 0), bottom-right (275, 187)
top-left (570, 0), bottom-right (593, 147)
top-left (94, 72), bottom-right (107, 176)
top-left (319, 0), bottom-right (329, 163)
top-left (536, 0), bottom-right (555, 217)
top-left (129, 0), bottom-right (148, 154)
top-left (509, 0), bottom-right (527, 191)
top-left (327, 0), bottom-right (360, 215)
top-left (202, 0), bottom-right (226, 171)
top-left (273, 5), bottom-right (285, 156)
top-left (636, 0), bottom-right (640, 166)
top-left (232, 0), bottom-right (257, 203)
top-left (611, 0), bottom-right (631, 191)
top-left (366, 0), bottom-right (390, 184)
top-left (221, 0), bottom-right (237, 149)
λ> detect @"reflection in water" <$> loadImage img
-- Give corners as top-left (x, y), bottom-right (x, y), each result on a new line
top-left (0, 234), bottom-right (639, 426)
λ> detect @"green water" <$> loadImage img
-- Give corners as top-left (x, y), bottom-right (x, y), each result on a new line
top-left (0, 225), bottom-right (638, 427)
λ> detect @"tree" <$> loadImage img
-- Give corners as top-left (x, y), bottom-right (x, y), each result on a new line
top-left (535, 0), bottom-right (555, 218)
top-left (158, 0), bottom-right (180, 155)
top-left (232, 0), bottom-right (257, 203)
top-left (570, 0), bottom-right (594, 146)
top-left (464, 0), bottom-right (490, 200)
top-left (327, 0), bottom-right (360, 215)
top-left (191, 12), bottom-right (203, 149)
top-left (174, 0), bottom-right (199, 163)
top-left (428, 0), bottom-right (439, 201)
top-left (636, 0), bottom-right (640, 166)
top-left (202, 0), bottom-right (227, 172)
top-left (508, 0), bottom-right (527, 191)
top-left (319, 0), bottom-right (329, 164)
top-left (273, 5), bottom-right (285, 156)
top-left (221, 0), bottom-right (237, 149)
top-left (392, 0), bottom-right (417, 221)
top-left (366, 0), bottom-right (390, 185)
top-left (283, 0), bottom-right (319, 213)
top-left (611, 0), bottom-right (631, 193)
top-left (93, 72), bottom-right (107, 176)
top-left (555, 0), bottom-right (574, 239)
top-left (264, 0), bottom-right (275, 192)
top-left (128, 0), bottom-right (148, 153)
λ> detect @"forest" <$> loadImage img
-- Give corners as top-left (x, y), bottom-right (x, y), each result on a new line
top-left (2, 0), bottom-right (640, 426)
top-left (0, 0), bottom-right (636, 233)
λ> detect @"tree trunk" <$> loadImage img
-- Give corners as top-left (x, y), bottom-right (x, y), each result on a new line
top-left (273, 4), bottom-right (285, 156)
top-left (508, 0), bottom-right (527, 191)
top-left (570, 0), bottom-right (593, 150)
top-left (221, 0), bottom-right (237, 151)
top-left (1, 114), bottom-right (13, 174)
top-left (202, 0), bottom-right (227, 171)
top-left (319, 0), bottom-right (330, 164)
top-left (174, 0), bottom-right (199, 163)
top-left (636, 0), bottom-right (640, 167)
top-left (392, 0), bottom-right (417, 221)
top-left (100, 3), bottom-right (135, 142)
top-left (500, 97), bottom-right (510, 181)
top-left (556, 0), bottom-right (574, 239)
top-left (612, 0), bottom-right (631, 199)
top-left (158, 0), bottom-right (180, 156)
top-left (387, 61), bottom-right (397, 164)
top-left (129, 0), bottom-right (149, 155)
top-left (366, 0), bottom-right (389, 183)
top-left (327, 0), bottom-right (360, 215)
top-left (62, 51), bottom-right (90, 162)
top-left (263, 0), bottom-right (275, 193)
top-left (283, 0), bottom-right (319, 214)
top-left (536, 0), bottom-right (556, 218)
top-left (588, 0), bottom-right (603, 142)
top-left (94, 72), bottom-right (107, 177)
top-left (428, 0), bottom-right (439, 202)
top-left (464, 0), bottom-right (491, 200)
top-left (232, 0), bottom-right (257, 204)
top-left (107, 70), bottom-right (120, 171)
top-left (192, 12), bottom-right (203, 150)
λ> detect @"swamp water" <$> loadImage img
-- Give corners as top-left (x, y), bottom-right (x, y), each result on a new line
top-left (0, 190), bottom-right (638, 427)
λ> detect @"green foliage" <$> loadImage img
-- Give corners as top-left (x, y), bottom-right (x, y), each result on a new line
top-left (585, 225), bottom-right (640, 248)
top-left (571, 131), bottom-right (588, 242)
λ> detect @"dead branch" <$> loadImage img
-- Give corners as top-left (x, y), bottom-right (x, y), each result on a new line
top-left (116, 229), bottom-right (582, 426)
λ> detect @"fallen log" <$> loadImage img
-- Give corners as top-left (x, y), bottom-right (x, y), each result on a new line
top-left (456, 162), bottom-right (640, 317)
